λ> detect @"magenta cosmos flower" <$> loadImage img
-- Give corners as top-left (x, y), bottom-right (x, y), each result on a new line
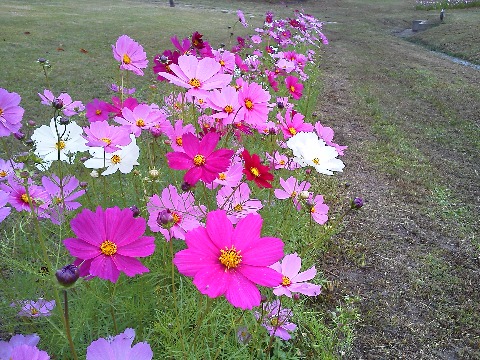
top-left (166, 132), bottom-right (234, 185)
top-left (112, 35), bottom-right (148, 76)
top-left (270, 253), bottom-right (321, 297)
top-left (237, 81), bottom-right (271, 129)
top-left (86, 328), bottom-right (153, 360)
top-left (173, 210), bottom-right (284, 310)
top-left (285, 76), bottom-right (303, 100)
top-left (63, 207), bottom-right (155, 283)
top-left (0, 88), bottom-right (24, 137)
top-left (278, 109), bottom-right (313, 139)
top-left (157, 55), bottom-right (232, 98)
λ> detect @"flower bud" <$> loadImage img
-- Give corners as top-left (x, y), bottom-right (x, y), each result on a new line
top-left (52, 98), bottom-right (64, 110)
top-left (59, 117), bottom-right (70, 125)
top-left (79, 181), bottom-right (88, 189)
top-left (351, 197), bottom-right (364, 210)
top-left (79, 156), bottom-right (88, 163)
top-left (260, 294), bottom-right (267, 303)
top-left (55, 264), bottom-right (79, 287)
top-left (19, 170), bottom-right (30, 179)
top-left (157, 209), bottom-right (174, 227)
top-left (292, 293), bottom-right (301, 301)
top-left (90, 170), bottom-right (99, 178)
top-left (129, 205), bottom-right (141, 218)
top-left (150, 127), bottom-right (162, 138)
top-left (160, 55), bottom-right (169, 63)
top-left (299, 190), bottom-right (310, 200)
top-left (149, 169), bottom-right (160, 179)
top-left (37, 57), bottom-right (47, 64)
top-left (24, 139), bottom-right (34, 146)
top-left (28, 120), bottom-right (37, 127)
top-left (181, 181), bottom-right (193, 192)
top-left (277, 101), bottom-right (285, 109)
top-left (14, 131), bottom-right (25, 140)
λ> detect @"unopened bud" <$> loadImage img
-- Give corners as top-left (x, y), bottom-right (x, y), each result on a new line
top-left (351, 197), bottom-right (363, 210)
top-left (52, 98), bottom-right (64, 110)
top-left (14, 131), bottom-right (25, 140)
top-left (277, 101), bottom-right (285, 109)
top-left (55, 264), bottom-right (80, 287)
top-left (292, 293), bottom-right (301, 301)
top-left (157, 209), bottom-right (174, 227)
top-left (150, 127), bottom-right (162, 138)
top-left (58, 117), bottom-right (70, 125)
top-left (28, 120), bottom-right (37, 127)
top-left (181, 181), bottom-right (193, 192)
top-left (79, 181), bottom-right (88, 189)
top-left (90, 170), bottom-right (99, 178)
top-left (299, 190), bottom-right (310, 200)
top-left (149, 169), bottom-right (160, 179)
top-left (129, 205), bottom-right (141, 218)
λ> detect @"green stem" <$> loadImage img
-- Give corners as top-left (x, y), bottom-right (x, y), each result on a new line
top-left (63, 290), bottom-right (78, 360)
top-left (169, 241), bottom-right (186, 358)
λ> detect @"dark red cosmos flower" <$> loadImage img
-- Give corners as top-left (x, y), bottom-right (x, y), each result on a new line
top-left (242, 149), bottom-right (274, 188)
top-left (191, 31), bottom-right (205, 49)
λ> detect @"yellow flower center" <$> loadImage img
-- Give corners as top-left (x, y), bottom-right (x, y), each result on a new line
top-left (219, 60), bottom-right (225, 66)
top-left (100, 240), bottom-right (117, 256)
top-left (198, 98), bottom-right (205, 105)
top-left (173, 101), bottom-right (181, 110)
top-left (310, 207), bottom-right (316, 213)
top-left (0, 170), bottom-right (7, 178)
top-left (123, 53), bottom-right (131, 64)
top-left (244, 99), bottom-right (254, 110)
top-left (176, 137), bottom-right (183, 146)
top-left (172, 212), bottom-right (181, 224)
top-left (193, 154), bottom-right (206, 166)
top-left (101, 137), bottom-right (112, 145)
top-left (53, 196), bottom-right (63, 205)
top-left (224, 105), bottom-right (234, 114)
top-left (234, 204), bottom-right (243, 212)
top-left (288, 127), bottom-right (297, 135)
top-left (218, 173), bottom-right (226, 180)
top-left (312, 158), bottom-right (320, 165)
top-left (136, 118), bottom-right (145, 127)
top-left (55, 141), bottom-right (66, 150)
top-left (30, 307), bottom-right (39, 316)
top-left (250, 167), bottom-right (260, 177)
top-left (270, 317), bottom-right (280, 327)
top-left (21, 193), bottom-right (30, 203)
top-left (95, 109), bottom-right (102, 115)
top-left (188, 78), bottom-right (201, 88)
top-left (0, 108), bottom-right (3, 117)
top-left (290, 191), bottom-right (297, 198)
top-left (111, 155), bottom-right (121, 164)
top-left (219, 246), bottom-right (242, 270)
top-left (282, 276), bottom-right (291, 286)
top-left (279, 160), bottom-right (286, 165)
top-left (165, 64), bottom-right (171, 72)
top-left (290, 85), bottom-right (296, 93)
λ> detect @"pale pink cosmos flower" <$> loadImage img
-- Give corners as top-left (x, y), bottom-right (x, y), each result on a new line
top-left (237, 81), bottom-right (271, 129)
top-left (308, 194), bottom-right (329, 225)
top-left (14, 299), bottom-right (56, 317)
top-left (0, 158), bottom-right (23, 181)
top-left (0, 334), bottom-right (42, 360)
top-left (173, 210), bottom-right (284, 309)
top-left (255, 300), bottom-right (296, 340)
top-left (114, 104), bottom-right (163, 137)
top-left (164, 119), bottom-right (196, 152)
top-left (270, 253), bottom-right (321, 297)
top-left (0, 190), bottom-right (11, 223)
top-left (0, 88), bottom-right (24, 137)
top-left (166, 132), bottom-right (234, 185)
top-left (274, 176), bottom-right (311, 210)
top-left (212, 49), bottom-right (236, 74)
top-left (278, 109), bottom-right (313, 139)
top-left (8, 344), bottom-right (50, 360)
top-left (146, 185), bottom-right (205, 241)
top-left (216, 183), bottom-right (263, 224)
top-left (265, 151), bottom-right (298, 170)
top-left (112, 35), bottom-right (148, 76)
top-left (207, 162), bottom-right (243, 189)
top-left (237, 10), bottom-right (248, 27)
top-left (38, 89), bottom-right (84, 116)
top-left (206, 85), bottom-right (240, 125)
top-left (314, 121), bottom-right (347, 156)
top-left (157, 55), bottom-right (232, 98)
top-left (83, 121), bottom-right (132, 152)
top-left (63, 206), bottom-right (155, 283)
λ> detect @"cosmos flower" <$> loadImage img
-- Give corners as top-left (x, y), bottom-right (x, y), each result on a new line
top-left (206, 86), bottom-right (240, 125)
top-left (216, 183), bottom-right (263, 224)
top-left (85, 99), bottom-right (114, 122)
top-left (237, 81), bottom-right (271, 129)
top-left (114, 104), bottom-right (163, 137)
top-left (8, 345), bottom-right (50, 360)
top-left (212, 49), bottom-right (236, 74)
top-left (146, 185), bottom-right (205, 242)
top-left (13, 299), bottom-right (56, 318)
top-left (0, 88), bottom-right (24, 137)
top-left (112, 35), bottom-right (148, 76)
top-left (274, 176), bottom-right (311, 210)
top-left (38, 89), bottom-right (84, 117)
top-left (237, 10), bottom-right (248, 27)
top-left (265, 151), bottom-right (298, 170)
top-left (63, 206), bottom-right (155, 283)
top-left (255, 300), bottom-right (296, 340)
top-left (0, 190), bottom-right (11, 223)
top-left (31, 117), bottom-right (88, 170)
top-left (0, 334), bottom-right (42, 360)
top-left (173, 210), bottom-right (284, 309)
top-left (164, 119), bottom-right (195, 152)
top-left (207, 162), bottom-right (243, 189)
top-left (242, 149), bottom-right (274, 188)
top-left (270, 253), bottom-right (321, 297)
top-left (157, 55), bottom-right (232, 98)
top-left (308, 194), bottom-right (329, 225)
top-left (86, 328), bottom-right (153, 360)
top-left (314, 121), bottom-right (347, 156)
top-left (285, 76), bottom-right (303, 100)
top-left (0, 158), bottom-right (23, 181)
top-left (286, 132), bottom-right (344, 175)
top-left (83, 121), bottom-right (132, 153)
top-left (278, 109), bottom-right (313, 139)
top-left (0, 176), bottom-right (49, 214)
top-left (166, 132), bottom-right (234, 185)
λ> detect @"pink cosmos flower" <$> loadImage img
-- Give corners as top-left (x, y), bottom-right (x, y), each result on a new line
top-left (237, 81), bottom-right (271, 128)
top-left (206, 85), bottom-right (240, 125)
top-left (265, 151), bottom-right (298, 170)
top-left (207, 162), bottom-right (243, 189)
top-left (278, 109), bottom-right (313, 139)
top-left (308, 194), bottom-right (329, 225)
top-left (112, 35), bottom-right (148, 76)
top-left (216, 183), bottom-right (263, 224)
top-left (237, 10), bottom-right (248, 27)
top-left (63, 207), bottom-right (155, 283)
top-left (173, 210), bottom-right (284, 309)
top-left (110, 83), bottom-right (136, 95)
top-left (285, 76), bottom-right (304, 100)
top-left (212, 49), bottom-right (236, 74)
top-left (41, 175), bottom-right (85, 224)
top-left (0, 88), bottom-right (24, 137)
top-left (114, 104), bottom-right (163, 137)
top-left (166, 132), bottom-right (234, 185)
top-left (83, 121), bottom-right (132, 153)
top-left (274, 176), bottom-right (311, 210)
top-left (0, 334), bottom-right (41, 359)
top-left (0, 177), bottom-right (48, 214)
top-left (158, 55), bottom-right (232, 98)
top-left (9, 344), bottom-right (50, 360)
top-left (38, 89), bottom-right (84, 116)
top-left (86, 328), bottom-right (153, 360)
top-left (153, 49), bottom-right (181, 81)
top-left (0, 190), bottom-right (11, 223)
top-left (314, 121), bottom-right (347, 156)
top-left (146, 185), bottom-right (205, 242)
top-left (164, 120), bottom-right (195, 152)
top-left (14, 299), bottom-right (56, 317)
top-left (270, 253), bottom-right (321, 297)
top-left (85, 99), bottom-right (114, 122)
top-left (255, 300), bottom-right (296, 340)
top-left (0, 158), bottom-right (23, 181)
top-left (109, 96), bottom-right (138, 118)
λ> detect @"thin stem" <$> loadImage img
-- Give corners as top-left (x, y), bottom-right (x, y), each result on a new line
top-left (63, 290), bottom-right (79, 360)
top-left (169, 240), bottom-right (186, 358)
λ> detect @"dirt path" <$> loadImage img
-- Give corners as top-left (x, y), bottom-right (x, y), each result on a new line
top-left (314, 1), bottom-right (480, 358)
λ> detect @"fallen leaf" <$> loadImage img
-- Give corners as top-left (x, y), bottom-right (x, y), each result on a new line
top-left (80, 48), bottom-right (88, 53)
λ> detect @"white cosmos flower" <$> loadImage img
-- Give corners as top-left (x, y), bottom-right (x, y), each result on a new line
top-left (31, 117), bottom-right (88, 169)
top-left (84, 135), bottom-right (139, 176)
top-left (286, 132), bottom-right (344, 175)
